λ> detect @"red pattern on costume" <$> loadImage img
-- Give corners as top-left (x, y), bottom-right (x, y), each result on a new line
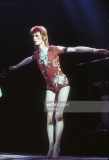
top-left (33, 45), bottom-right (69, 93)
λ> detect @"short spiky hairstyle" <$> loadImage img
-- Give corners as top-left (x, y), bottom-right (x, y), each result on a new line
top-left (30, 26), bottom-right (49, 48)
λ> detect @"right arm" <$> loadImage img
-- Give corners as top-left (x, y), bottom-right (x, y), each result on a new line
top-left (9, 56), bottom-right (33, 70)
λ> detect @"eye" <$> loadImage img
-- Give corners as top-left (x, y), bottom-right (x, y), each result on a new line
top-left (32, 35), bottom-right (38, 38)
top-left (34, 35), bottom-right (38, 38)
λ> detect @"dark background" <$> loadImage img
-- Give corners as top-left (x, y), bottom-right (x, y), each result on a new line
top-left (0, 0), bottom-right (109, 157)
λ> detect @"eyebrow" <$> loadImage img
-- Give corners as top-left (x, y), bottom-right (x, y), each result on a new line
top-left (33, 34), bottom-right (39, 36)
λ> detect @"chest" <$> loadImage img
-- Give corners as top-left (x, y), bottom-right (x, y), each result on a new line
top-left (39, 51), bottom-right (48, 60)
top-left (38, 50), bottom-right (57, 63)
top-left (38, 51), bottom-right (59, 69)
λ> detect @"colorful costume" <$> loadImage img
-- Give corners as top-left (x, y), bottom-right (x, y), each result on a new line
top-left (32, 45), bottom-right (69, 93)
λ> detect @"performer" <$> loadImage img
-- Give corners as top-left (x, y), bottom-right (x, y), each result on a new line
top-left (9, 26), bottom-right (109, 159)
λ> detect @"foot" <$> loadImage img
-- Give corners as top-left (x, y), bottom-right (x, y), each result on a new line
top-left (52, 146), bottom-right (60, 159)
top-left (46, 148), bottom-right (53, 159)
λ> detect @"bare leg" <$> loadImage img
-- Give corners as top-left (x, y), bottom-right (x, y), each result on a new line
top-left (46, 90), bottom-right (56, 158)
top-left (52, 86), bottom-right (70, 159)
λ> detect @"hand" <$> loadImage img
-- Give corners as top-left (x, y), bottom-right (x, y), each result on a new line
top-left (95, 49), bottom-right (109, 55)
top-left (9, 65), bottom-right (19, 70)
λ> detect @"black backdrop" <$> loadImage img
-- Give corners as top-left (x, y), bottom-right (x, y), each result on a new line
top-left (0, 0), bottom-right (109, 157)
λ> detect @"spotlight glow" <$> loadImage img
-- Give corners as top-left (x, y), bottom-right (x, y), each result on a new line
top-left (0, 87), bottom-right (2, 97)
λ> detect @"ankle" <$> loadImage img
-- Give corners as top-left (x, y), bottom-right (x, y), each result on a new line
top-left (54, 144), bottom-right (60, 150)
top-left (49, 145), bottom-right (54, 150)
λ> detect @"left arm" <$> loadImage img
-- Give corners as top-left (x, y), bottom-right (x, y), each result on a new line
top-left (67, 46), bottom-right (109, 55)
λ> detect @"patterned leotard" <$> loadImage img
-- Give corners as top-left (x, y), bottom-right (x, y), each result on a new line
top-left (32, 45), bottom-right (69, 93)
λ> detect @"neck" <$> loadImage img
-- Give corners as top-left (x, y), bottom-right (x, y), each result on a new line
top-left (38, 41), bottom-right (48, 53)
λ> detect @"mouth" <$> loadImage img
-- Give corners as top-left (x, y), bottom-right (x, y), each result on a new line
top-left (34, 41), bottom-right (37, 44)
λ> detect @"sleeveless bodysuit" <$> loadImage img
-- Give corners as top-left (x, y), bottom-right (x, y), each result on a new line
top-left (32, 45), bottom-right (69, 93)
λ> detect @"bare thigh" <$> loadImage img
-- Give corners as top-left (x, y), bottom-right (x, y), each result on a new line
top-left (58, 86), bottom-right (70, 101)
top-left (56, 86), bottom-right (70, 116)
top-left (45, 90), bottom-right (56, 121)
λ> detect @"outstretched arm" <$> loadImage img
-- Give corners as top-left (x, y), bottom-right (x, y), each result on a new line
top-left (9, 56), bottom-right (33, 70)
top-left (67, 46), bottom-right (109, 55)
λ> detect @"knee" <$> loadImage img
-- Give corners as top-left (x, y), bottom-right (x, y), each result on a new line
top-left (47, 112), bottom-right (54, 124)
top-left (55, 112), bottom-right (63, 122)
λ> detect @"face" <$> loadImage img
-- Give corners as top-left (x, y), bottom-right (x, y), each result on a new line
top-left (32, 31), bottom-right (43, 46)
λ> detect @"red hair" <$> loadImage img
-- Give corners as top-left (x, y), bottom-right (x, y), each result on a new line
top-left (30, 26), bottom-right (49, 49)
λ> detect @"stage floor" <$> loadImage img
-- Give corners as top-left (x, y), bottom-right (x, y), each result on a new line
top-left (0, 153), bottom-right (108, 160)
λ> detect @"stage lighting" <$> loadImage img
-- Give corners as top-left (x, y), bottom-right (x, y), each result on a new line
top-left (0, 87), bottom-right (2, 98)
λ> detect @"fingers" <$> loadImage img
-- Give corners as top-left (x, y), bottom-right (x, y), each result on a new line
top-left (9, 66), bottom-right (11, 70)
top-left (95, 49), bottom-right (109, 55)
top-left (9, 66), bottom-right (12, 70)
top-left (99, 49), bottom-right (109, 55)
top-left (103, 49), bottom-right (109, 55)
top-left (9, 66), bottom-right (15, 70)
